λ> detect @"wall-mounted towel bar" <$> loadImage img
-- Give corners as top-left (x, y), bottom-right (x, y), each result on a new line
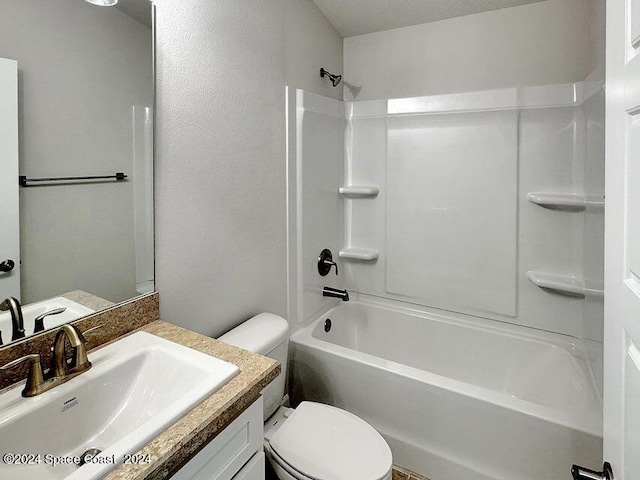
top-left (19, 172), bottom-right (127, 187)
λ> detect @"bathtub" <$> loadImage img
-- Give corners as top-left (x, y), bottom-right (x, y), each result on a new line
top-left (289, 298), bottom-right (602, 480)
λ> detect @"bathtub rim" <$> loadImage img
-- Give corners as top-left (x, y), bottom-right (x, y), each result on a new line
top-left (290, 298), bottom-right (603, 438)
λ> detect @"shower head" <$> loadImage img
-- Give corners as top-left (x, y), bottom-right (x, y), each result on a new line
top-left (320, 68), bottom-right (342, 87)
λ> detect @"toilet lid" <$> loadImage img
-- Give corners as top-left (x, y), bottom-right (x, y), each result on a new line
top-left (269, 402), bottom-right (392, 480)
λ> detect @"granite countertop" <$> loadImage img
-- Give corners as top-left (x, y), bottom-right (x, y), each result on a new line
top-left (102, 320), bottom-right (280, 480)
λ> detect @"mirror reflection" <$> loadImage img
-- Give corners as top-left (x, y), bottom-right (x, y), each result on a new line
top-left (0, 0), bottom-right (154, 346)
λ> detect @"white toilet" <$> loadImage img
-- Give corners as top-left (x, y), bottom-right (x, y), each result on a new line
top-left (219, 313), bottom-right (393, 480)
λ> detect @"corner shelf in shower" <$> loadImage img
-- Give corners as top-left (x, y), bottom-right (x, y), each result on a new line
top-left (526, 193), bottom-right (604, 212)
top-left (527, 271), bottom-right (604, 299)
top-left (338, 185), bottom-right (380, 197)
top-left (339, 247), bottom-right (379, 261)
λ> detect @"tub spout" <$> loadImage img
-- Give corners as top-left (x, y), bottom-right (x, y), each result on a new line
top-left (323, 286), bottom-right (349, 302)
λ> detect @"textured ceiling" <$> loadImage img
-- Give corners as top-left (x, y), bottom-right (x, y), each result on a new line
top-left (115, 0), bottom-right (152, 29)
top-left (311, 0), bottom-right (549, 37)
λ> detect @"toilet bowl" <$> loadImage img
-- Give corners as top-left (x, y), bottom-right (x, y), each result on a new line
top-left (218, 313), bottom-right (393, 480)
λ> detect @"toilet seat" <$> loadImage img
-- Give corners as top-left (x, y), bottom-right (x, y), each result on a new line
top-left (267, 447), bottom-right (315, 480)
top-left (268, 402), bottom-right (392, 480)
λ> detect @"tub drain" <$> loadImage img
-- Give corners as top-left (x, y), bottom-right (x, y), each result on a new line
top-left (324, 319), bottom-right (332, 332)
top-left (78, 448), bottom-right (102, 467)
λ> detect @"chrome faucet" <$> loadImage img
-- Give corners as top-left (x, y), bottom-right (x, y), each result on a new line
top-left (0, 297), bottom-right (24, 341)
top-left (323, 286), bottom-right (349, 302)
top-left (0, 323), bottom-right (100, 397)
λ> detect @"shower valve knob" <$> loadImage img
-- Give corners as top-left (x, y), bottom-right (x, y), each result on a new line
top-left (318, 249), bottom-right (338, 276)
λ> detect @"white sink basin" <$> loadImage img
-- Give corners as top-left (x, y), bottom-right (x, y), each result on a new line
top-left (0, 331), bottom-right (239, 480)
top-left (0, 297), bottom-right (95, 343)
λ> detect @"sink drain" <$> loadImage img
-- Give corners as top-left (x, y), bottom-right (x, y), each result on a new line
top-left (78, 448), bottom-right (102, 467)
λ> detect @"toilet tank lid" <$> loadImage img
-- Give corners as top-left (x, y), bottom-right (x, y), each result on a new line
top-left (218, 313), bottom-right (289, 355)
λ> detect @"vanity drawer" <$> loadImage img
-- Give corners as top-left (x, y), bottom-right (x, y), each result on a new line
top-left (172, 397), bottom-right (263, 480)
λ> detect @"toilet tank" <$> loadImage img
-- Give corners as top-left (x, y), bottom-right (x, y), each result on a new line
top-left (218, 313), bottom-right (289, 420)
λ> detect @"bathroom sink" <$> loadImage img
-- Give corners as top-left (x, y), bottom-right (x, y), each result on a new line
top-left (0, 297), bottom-right (95, 343)
top-left (0, 331), bottom-right (240, 480)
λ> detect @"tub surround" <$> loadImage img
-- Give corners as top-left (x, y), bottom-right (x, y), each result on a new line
top-left (287, 84), bottom-right (605, 338)
top-left (0, 292), bottom-right (280, 480)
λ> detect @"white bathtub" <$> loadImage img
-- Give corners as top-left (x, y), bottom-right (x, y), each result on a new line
top-left (289, 298), bottom-right (602, 480)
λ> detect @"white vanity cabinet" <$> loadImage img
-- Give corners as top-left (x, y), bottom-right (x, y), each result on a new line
top-left (229, 451), bottom-right (265, 480)
top-left (171, 397), bottom-right (264, 480)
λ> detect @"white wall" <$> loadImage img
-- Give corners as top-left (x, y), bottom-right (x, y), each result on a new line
top-left (343, 0), bottom-right (596, 100)
top-left (285, 0), bottom-right (344, 101)
top-left (154, 0), bottom-right (343, 336)
top-left (0, 0), bottom-right (152, 304)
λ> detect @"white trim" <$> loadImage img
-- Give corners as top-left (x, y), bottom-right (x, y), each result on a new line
top-left (347, 81), bottom-right (605, 119)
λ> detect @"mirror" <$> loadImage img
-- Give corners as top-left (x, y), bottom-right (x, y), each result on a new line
top-left (0, 0), bottom-right (154, 346)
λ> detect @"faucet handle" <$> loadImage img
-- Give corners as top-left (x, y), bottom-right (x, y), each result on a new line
top-left (33, 308), bottom-right (67, 334)
top-left (0, 354), bottom-right (46, 397)
top-left (318, 249), bottom-right (339, 276)
top-left (0, 353), bottom-right (41, 370)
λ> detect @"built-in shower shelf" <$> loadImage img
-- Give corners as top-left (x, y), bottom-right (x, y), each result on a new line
top-left (526, 193), bottom-right (604, 212)
top-left (527, 271), bottom-right (604, 299)
top-left (339, 247), bottom-right (379, 261)
top-left (338, 185), bottom-right (380, 197)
